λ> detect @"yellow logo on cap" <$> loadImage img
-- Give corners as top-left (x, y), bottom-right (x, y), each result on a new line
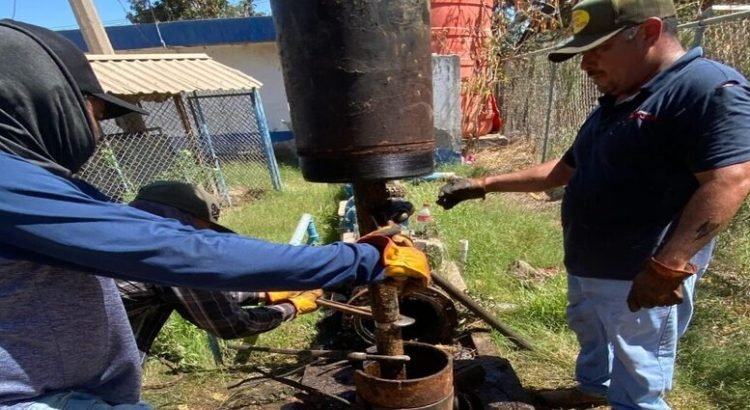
top-left (572, 10), bottom-right (590, 34)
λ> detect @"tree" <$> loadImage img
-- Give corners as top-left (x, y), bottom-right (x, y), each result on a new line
top-left (494, 0), bottom-right (721, 55)
top-left (127, 0), bottom-right (262, 24)
top-left (232, 0), bottom-right (261, 17)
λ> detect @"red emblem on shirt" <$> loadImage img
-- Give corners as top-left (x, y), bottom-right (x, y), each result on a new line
top-left (628, 110), bottom-right (657, 121)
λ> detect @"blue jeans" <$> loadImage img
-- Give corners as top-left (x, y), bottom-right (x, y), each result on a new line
top-left (567, 243), bottom-right (713, 410)
top-left (21, 392), bottom-right (152, 410)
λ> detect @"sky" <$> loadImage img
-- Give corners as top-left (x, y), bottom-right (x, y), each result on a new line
top-left (0, 0), bottom-right (272, 30)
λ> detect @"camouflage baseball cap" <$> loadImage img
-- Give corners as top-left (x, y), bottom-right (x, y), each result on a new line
top-left (548, 0), bottom-right (677, 63)
top-left (135, 181), bottom-right (234, 233)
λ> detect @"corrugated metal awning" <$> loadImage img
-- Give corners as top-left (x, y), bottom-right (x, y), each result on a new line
top-left (87, 53), bottom-right (263, 96)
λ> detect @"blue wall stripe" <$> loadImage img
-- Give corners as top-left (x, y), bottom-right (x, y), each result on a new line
top-left (58, 16), bottom-right (276, 51)
top-left (270, 131), bottom-right (294, 143)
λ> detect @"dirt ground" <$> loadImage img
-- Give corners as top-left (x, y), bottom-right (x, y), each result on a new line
top-left (469, 138), bottom-right (565, 210)
top-left (469, 137), bottom-right (539, 173)
top-left (142, 358), bottom-right (336, 410)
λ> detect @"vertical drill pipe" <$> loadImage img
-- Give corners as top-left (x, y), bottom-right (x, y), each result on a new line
top-left (269, 0), bottom-right (434, 380)
top-left (352, 183), bottom-right (406, 379)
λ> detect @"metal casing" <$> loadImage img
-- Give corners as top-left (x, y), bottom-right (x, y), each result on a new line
top-left (271, 0), bottom-right (435, 182)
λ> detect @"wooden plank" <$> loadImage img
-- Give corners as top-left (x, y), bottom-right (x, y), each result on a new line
top-left (69, 0), bottom-right (114, 54)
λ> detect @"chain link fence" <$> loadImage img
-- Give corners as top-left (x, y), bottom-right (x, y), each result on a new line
top-left (696, 10), bottom-right (750, 74)
top-left (498, 6), bottom-right (750, 162)
top-left (499, 51), bottom-right (598, 161)
top-left (77, 89), bottom-right (282, 206)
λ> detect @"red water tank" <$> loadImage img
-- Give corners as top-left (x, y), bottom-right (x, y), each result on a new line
top-left (431, 0), bottom-right (500, 138)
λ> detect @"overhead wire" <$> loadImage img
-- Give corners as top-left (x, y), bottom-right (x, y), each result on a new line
top-left (113, 0), bottom-right (153, 46)
top-left (145, 0), bottom-right (167, 48)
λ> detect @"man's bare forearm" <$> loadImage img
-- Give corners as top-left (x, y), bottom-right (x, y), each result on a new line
top-left (482, 158), bottom-right (574, 193)
top-left (656, 161), bottom-right (750, 269)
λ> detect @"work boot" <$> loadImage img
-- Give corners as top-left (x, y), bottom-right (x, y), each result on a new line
top-left (535, 387), bottom-right (608, 409)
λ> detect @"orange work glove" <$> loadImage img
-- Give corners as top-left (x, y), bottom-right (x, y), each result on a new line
top-left (436, 178), bottom-right (486, 210)
top-left (626, 257), bottom-right (697, 312)
top-left (267, 290), bottom-right (323, 316)
top-left (265, 291), bottom-right (302, 304)
top-left (358, 230), bottom-right (430, 287)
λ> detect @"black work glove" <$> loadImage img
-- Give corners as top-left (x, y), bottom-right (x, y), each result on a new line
top-left (436, 178), bottom-right (486, 210)
top-left (626, 257), bottom-right (697, 312)
top-left (374, 198), bottom-right (415, 226)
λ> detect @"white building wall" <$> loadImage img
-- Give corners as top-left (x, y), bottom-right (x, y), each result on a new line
top-left (120, 42), bottom-right (291, 136)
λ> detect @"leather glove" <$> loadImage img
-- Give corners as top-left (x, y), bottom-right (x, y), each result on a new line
top-left (265, 291), bottom-right (302, 303)
top-left (267, 289), bottom-right (323, 316)
top-left (375, 198), bottom-right (415, 225)
top-left (436, 178), bottom-right (486, 210)
top-left (626, 257), bottom-right (697, 312)
top-left (358, 230), bottom-right (430, 287)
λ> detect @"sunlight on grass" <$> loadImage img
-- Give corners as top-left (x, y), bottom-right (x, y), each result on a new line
top-left (220, 165), bottom-right (344, 243)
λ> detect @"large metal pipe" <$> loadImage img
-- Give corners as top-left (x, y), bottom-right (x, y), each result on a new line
top-left (270, 0), bottom-right (436, 380)
top-left (270, 0), bottom-right (435, 183)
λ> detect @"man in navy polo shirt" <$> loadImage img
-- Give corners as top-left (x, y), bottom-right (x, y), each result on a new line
top-left (437, 0), bottom-right (750, 409)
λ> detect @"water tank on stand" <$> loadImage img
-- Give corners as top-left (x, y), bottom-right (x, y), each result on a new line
top-left (431, 0), bottom-right (501, 138)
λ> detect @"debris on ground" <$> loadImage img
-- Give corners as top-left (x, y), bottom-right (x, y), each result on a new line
top-left (511, 260), bottom-right (560, 289)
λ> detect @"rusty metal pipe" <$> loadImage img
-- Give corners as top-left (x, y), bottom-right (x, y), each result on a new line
top-left (225, 344), bottom-right (410, 363)
top-left (353, 182), bottom-right (406, 380)
top-left (431, 274), bottom-right (535, 351)
top-left (270, 0), bottom-right (435, 382)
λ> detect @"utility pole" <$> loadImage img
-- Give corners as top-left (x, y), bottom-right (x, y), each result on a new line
top-left (68, 0), bottom-right (114, 54)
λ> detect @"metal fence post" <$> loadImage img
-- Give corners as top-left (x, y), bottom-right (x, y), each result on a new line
top-left (191, 91), bottom-right (233, 207)
top-left (692, 8), bottom-right (713, 48)
top-left (251, 90), bottom-right (283, 191)
top-left (541, 63), bottom-right (558, 163)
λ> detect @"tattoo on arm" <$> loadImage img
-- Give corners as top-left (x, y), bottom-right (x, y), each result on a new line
top-left (695, 221), bottom-right (720, 241)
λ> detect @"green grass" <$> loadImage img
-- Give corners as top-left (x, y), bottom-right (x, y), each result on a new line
top-left (220, 165), bottom-right (344, 243)
top-left (677, 298), bottom-right (750, 409)
top-left (151, 316), bottom-right (218, 369)
top-left (146, 164), bottom-right (750, 410)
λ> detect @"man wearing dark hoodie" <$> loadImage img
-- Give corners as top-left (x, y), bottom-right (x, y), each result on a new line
top-left (0, 21), bottom-right (430, 409)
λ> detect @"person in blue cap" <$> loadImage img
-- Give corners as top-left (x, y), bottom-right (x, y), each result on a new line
top-left (438, 0), bottom-right (750, 408)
